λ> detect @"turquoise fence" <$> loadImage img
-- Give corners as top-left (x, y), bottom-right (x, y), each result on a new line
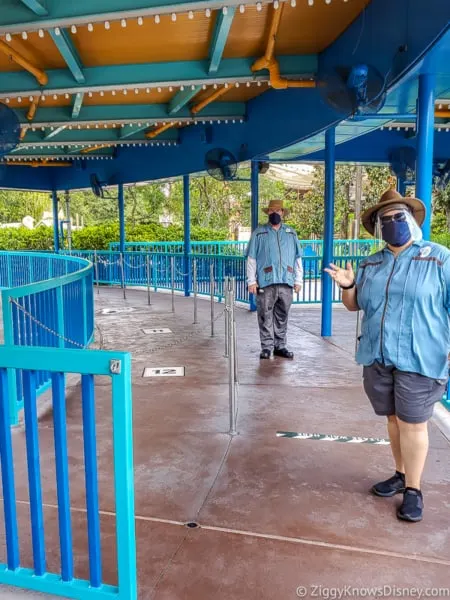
top-left (66, 250), bottom-right (366, 305)
top-left (0, 346), bottom-right (136, 600)
top-left (109, 239), bottom-right (380, 257)
top-left (0, 252), bottom-right (94, 424)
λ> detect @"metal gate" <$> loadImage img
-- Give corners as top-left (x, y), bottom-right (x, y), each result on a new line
top-left (0, 346), bottom-right (136, 599)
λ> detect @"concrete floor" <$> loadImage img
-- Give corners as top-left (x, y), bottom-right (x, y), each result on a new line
top-left (1, 287), bottom-right (450, 599)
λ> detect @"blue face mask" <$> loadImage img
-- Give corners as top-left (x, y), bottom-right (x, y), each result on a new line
top-left (381, 219), bottom-right (412, 247)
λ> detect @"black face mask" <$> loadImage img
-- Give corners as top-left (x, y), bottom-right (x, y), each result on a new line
top-left (269, 212), bottom-right (282, 225)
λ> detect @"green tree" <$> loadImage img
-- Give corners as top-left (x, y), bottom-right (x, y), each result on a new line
top-left (159, 167), bottom-right (286, 232)
top-left (0, 164), bottom-right (404, 241)
top-left (285, 165), bottom-right (393, 239)
top-left (0, 189), bottom-right (51, 223)
top-left (125, 184), bottom-right (167, 226)
top-left (286, 167), bottom-right (324, 238)
top-left (433, 182), bottom-right (450, 232)
top-left (363, 166), bottom-right (394, 208)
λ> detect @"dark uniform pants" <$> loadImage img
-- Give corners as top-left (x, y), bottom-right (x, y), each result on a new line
top-left (256, 284), bottom-right (293, 351)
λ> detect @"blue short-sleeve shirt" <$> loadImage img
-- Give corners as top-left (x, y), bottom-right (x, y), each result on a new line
top-left (245, 224), bottom-right (302, 288)
top-left (355, 240), bottom-right (450, 380)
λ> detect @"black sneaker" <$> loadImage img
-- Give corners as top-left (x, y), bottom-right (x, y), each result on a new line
top-left (260, 349), bottom-right (271, 359)
top-left (371, 471), bottom-right (405, 497)
top-left (273, 347), bottom-right (294, 359)
top-left (397, 488), bottom-right (423, 522)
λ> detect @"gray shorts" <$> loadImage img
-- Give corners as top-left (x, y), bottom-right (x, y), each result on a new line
top-left (363, 362), bottom-right (447, 424)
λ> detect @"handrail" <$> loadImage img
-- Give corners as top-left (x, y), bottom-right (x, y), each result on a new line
top-left (0, 251), bottom-right (95, 425)
top-left (3, 253), bottom-right (91, 297)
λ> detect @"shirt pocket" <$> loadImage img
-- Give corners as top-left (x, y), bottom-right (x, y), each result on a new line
top-left (263, 266), bottom-right (273, 282)
top-left (286, 265), bottom-right (294, 285)
top-left (358, 264), bottom-right (386, 316)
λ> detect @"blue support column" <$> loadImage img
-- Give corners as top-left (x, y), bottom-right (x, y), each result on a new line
top-left (51, 191), bottom-right (59, 253)
top-left (416, 72), bottom-right (436, 240)
top-left (321, 128), bottom-right (336, 338)
top-left (251, 161), bottom-right (259, 232)
top-left (249, 161), bottom-right (259, 312)
top-left (183, 175), bottom-right (192, 297)
top-left (118, 183), bottom-right (125, 254)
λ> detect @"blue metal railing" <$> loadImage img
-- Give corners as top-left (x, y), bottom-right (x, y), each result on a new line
top-left (109, 239), bottom-right (380, 257)
top-left (66, 250), bottom-right (366, 305)
top-left (0, 252), bottom-right (94, 424)
top-left (0, 346), bottom-right (136, 600)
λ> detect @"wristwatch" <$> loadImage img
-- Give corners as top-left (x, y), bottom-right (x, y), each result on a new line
top-left (340, 280), bottom-right (356, 290)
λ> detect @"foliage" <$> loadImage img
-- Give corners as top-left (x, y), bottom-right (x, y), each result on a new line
top-left (0, 226), bottom-right (54, 250)
top-left (433, 181), bottom-right (450, 234)
top-left (285, 167), bottom-right (325, 238)
top-left (1, 164), bottom-right (447, 250)
top-left (363, 167), bottom-right (396, 207)
top-left (431, 233), bottom-right (450, 248)
top-left (164, 167), bottom-right (286, 231)
top-left (431, 213), bottom-right (447, 235)
top-left (0, 189), bottom-right (52, 224)
top-left (285, 165), bottom-right (393, 239)
top-left (0, 224), bottom-right (228, 251)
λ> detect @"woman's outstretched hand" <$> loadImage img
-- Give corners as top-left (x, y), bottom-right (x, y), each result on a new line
top-left (324, 262), bottom-right (355, 288)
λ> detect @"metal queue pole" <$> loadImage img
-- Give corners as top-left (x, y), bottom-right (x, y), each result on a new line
top-left (232, 279), bottom-right (239, 384)
top-left (171, 256), bottom-right (175, 313)
top-left (146, 253), bottom-right (152, 306)
top-left (65, 190), bottom-right (72, 253)
top-left (94, 250), bottom-right (100, 295)
top-left (228, 277), bottom-right (237, 435)
top-left (210, 262), bottom-right (215, 337)
top-left (120, 252), bottom-right (126, 300)
top-left (193, 258), bottom-right (199, 324)
top-left (224, 276), bottom-right (229, 358)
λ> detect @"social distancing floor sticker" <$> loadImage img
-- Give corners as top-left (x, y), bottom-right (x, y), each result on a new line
top-left (276, 431), bottom-right (390, 445)
top-left (142, 366), bottom-right (185, 377)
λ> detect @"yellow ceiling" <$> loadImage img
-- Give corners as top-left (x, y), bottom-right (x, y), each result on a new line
top-left (0, 1), bottom-right (370, 116)
top-left (72, 15), bottom-right (214, 66)
top-left (0, 0), bottom-right (370, 72)
top-left (0, 32), bottom-right (67, 71)
top-left (225, 1), bottom-right (371, 57)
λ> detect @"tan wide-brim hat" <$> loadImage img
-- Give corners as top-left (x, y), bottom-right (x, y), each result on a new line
top-left (262, 199), bottom-right (290, 218)
top-left (361, 189), bottom-right (426, 236)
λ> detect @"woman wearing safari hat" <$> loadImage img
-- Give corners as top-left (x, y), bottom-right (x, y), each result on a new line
top-left (325, 189), bottom-right (450, 523)
top-left (246, 199), bottom-right (303, 359)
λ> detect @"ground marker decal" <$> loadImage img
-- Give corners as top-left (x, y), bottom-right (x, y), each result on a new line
top-left (276, 432), bottom-right (390, 445)
top-left (142, 366), bottom-right (185, 377)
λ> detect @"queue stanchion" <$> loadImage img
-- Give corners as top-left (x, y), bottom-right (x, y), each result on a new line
top-left (210, 262), bottom-right (215, 337)
top-left (120, 253), bottom-right (126, 300)
top-left (193, 258), bottom-right (199, 324)
top-left (146, 253), bottom-right (152, 306)
top-left (171, 256), bottom-right (175, 313)
top-left (224, 277), bottom-right (230, 358)
top-left (228, 277), bottom-right (237, 435)
top-left (94, 250), bottom-right (100, 295)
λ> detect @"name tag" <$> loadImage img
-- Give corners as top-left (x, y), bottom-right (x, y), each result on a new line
top-left (419, 246), bottom-right (432, 258)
